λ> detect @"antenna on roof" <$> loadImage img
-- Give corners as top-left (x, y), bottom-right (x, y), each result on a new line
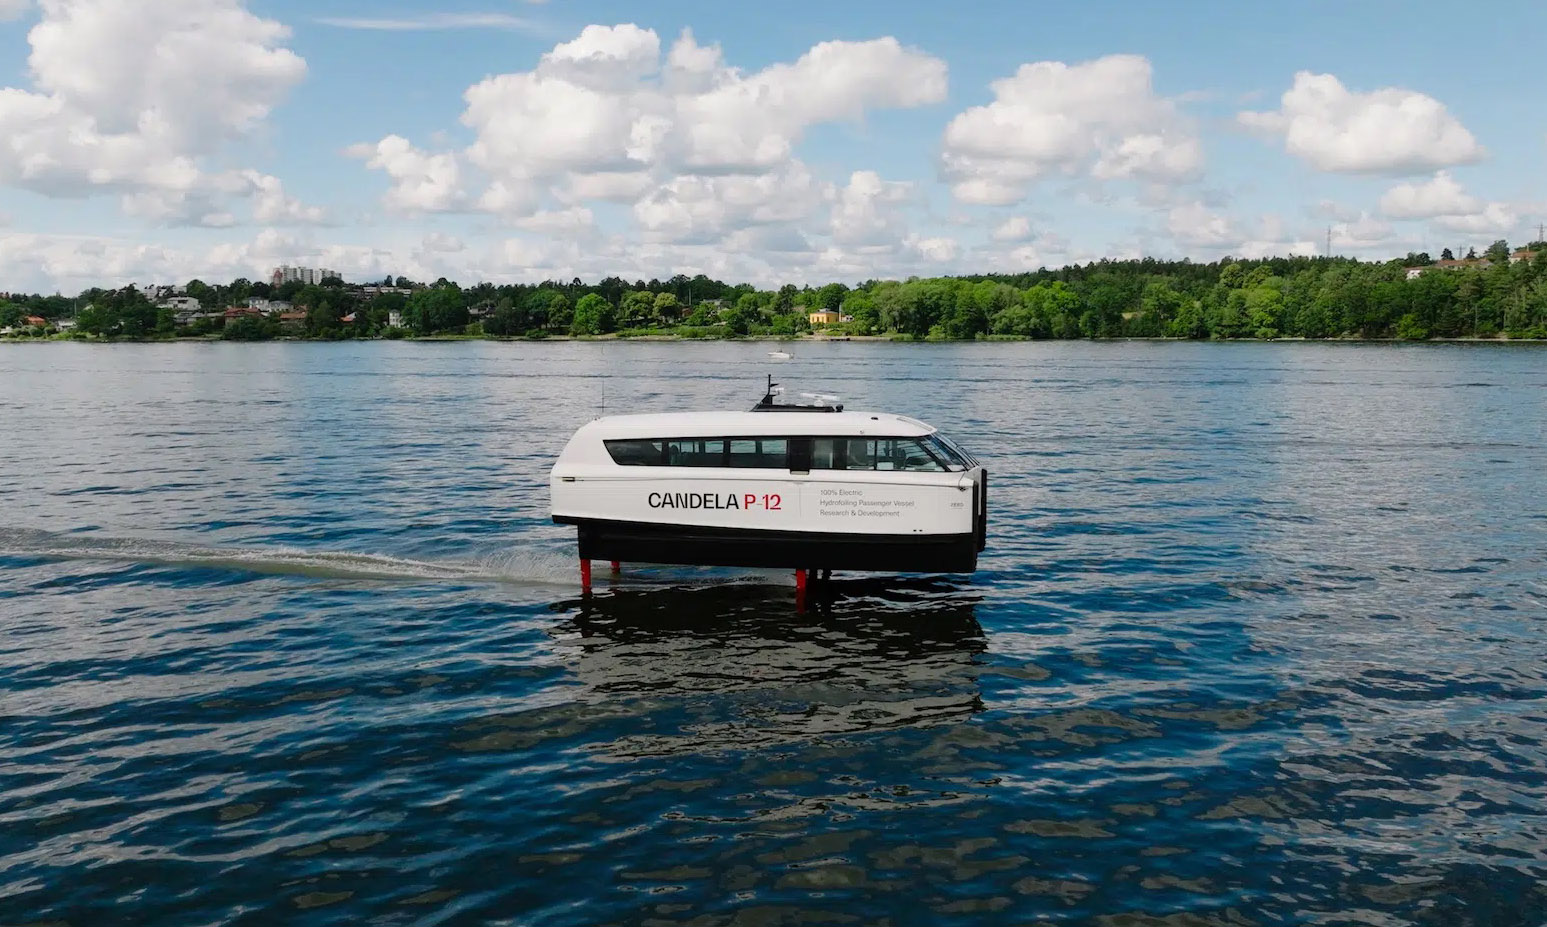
top-left (752, 374), bottom-right (841, 412)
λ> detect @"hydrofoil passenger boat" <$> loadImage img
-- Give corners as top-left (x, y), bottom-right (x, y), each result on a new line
top-left (551, 379), bottom-right (987, 588)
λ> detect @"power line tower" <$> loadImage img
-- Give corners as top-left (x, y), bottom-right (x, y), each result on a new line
top-left (1326, 226), bottom-right (1332, 258)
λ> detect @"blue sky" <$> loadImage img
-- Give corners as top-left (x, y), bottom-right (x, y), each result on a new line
top-left (0, 0), bottom-right (1540, 293)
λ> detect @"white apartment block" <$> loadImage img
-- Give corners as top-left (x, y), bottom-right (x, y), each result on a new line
top-left (270, 265), bottom-right (342, 287)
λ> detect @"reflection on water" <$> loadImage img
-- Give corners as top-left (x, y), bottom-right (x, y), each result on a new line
top-left (548, 582), bottom-right (986, 752)
top-left (3, 341), bottom-right (1547, 926)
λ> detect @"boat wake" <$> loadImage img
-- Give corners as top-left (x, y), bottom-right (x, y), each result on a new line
top-left (0, 527), bottom-right (793, 588)
top-left (0, 527), bottom-right (587, 585)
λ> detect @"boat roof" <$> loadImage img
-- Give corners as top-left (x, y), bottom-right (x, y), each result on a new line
top-left (581, 410), bottom-right (937, 438)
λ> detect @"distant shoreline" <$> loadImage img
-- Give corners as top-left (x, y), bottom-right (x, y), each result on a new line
top-left (5, 334), bottom-right (1545, 346)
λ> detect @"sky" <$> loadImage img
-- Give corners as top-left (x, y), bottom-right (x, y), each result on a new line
top-left (0, 0), bottom-right (1542, 294)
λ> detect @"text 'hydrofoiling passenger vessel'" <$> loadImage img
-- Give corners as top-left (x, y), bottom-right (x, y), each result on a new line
top-left (550, 379), bottom-right (986, 589)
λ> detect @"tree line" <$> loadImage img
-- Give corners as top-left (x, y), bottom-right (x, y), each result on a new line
top-left (4, 241), bottom-right (1546, 342)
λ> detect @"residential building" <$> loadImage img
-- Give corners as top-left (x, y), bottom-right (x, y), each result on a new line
top-left (1511, 249), bottom-right (1539, 264)
top-left (23, 315), bottom-right (47, 327)
top-left (808, 309), bottom-right (841, 326)
top-left (362, 286), bottom-right (415, 296)
top-left (157, 296), bottom-right (202, 312)
top-left (55, 319), bottom-right (77, 331)
top-left (278, 310), bottom-right (308, 329)
top-left (1435, 258), bottom-right (1491, 271)
top-left (270, 265), bottom-right (341, 287)
top-left (224, 306), bottom-right (264, 320)
top-left (387, 309), bottom-right (404, 328)
top-left (247, 297), bottom-right (292, 313)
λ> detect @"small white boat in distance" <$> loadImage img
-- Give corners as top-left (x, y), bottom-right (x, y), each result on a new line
top-left (550, 378), bottom-right (987, 577)
top-left (768, 350), bottom-right (793, 360)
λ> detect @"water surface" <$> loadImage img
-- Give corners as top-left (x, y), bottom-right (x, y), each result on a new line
top-left (3, 340), bottom-right (1546, 925)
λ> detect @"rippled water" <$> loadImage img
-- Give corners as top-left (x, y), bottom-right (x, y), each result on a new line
top-left (3, 340), bottom-right (1546, 926)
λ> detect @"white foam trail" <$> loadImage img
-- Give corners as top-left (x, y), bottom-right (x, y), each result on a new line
top-left (0, 527), bottom-right (790, 589)
top-left (0, 528), bottom-right (576, 586)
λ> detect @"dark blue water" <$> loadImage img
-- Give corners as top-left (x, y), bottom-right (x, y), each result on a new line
top-left (3, 341), bottom-right (1546, 926)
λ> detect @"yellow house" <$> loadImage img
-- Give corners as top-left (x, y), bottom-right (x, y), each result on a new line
top-left (808, 309), bottom-right (840, 326)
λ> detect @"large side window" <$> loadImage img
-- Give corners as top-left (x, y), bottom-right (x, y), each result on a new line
top-left (873, 438), bottom-right (944, 471)
top-left (667, 438), bottom-right (726, 467)
top-left (810, 437), bottom-right (945, 471)
top-left (812, 437), bottom-right (845, 470)
top-left (605, 439), bottom-right (666, 466)
top-left (727, 438), bottom-right (788, 468)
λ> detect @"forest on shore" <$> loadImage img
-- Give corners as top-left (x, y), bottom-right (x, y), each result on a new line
top-left (4, 240), bottom-right (1546, 342)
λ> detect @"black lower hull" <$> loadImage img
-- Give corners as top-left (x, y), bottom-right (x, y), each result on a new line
top-left (556, 517), bottom-right (979, 573)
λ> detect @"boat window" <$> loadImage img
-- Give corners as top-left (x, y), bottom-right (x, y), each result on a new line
top-left (877, 438), bottom-right (946, 471)
top-left (613, 435), bottom-right (952, 470)
top-left (667, 438), bottom-right (727, 467)
top-left (922, 434), bottom-right (969, 471)
top-left (605, 439), bottom-right (666, 466)
top-left (811, 437), bottom-right (946, 471)
top-left (728, 438), bottom-right (788, 468)
top-left (812, 437), bottom-right (844, 470)
top-left (933, 432), bottom-right (978, 468)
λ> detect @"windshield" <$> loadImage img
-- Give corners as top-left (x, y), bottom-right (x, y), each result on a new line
top-left (926, 433), bottom-right (977, 469)
top-left (922, 434), bottom-right (970, 471)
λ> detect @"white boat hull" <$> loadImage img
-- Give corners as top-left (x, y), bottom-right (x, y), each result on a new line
top-left (552, 469), bottom-right (986, 572)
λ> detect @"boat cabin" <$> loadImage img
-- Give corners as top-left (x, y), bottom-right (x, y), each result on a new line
top-left (551, 381), bottom-right (987, 576)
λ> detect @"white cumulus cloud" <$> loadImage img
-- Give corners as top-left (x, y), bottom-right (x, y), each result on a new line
top-left (990, 216), bottom-right (1032, 242)
top-left (829, 170), bottom-right (913, 247)
top-left (1378, 171), bottom-right (1521, 238)
top-left (347, 135), bottom-right (465, 212)
top-left (244, 171), bottom-right (327, 225)
top-left (0, 0), bottom-right (313, 223)
top-left (1379, 171), bottom-right (1481, 218)
top-left (1239, 72), bottom-right (1483, 174)
top-left (356, 23), bottom-right (947, 239)
top-left (940, 54), bottom-right (1203, 206)
top-left (1432, 203), bottom-right (1520, 236)
top-left (1167, 201), bottom-right (1236, 247)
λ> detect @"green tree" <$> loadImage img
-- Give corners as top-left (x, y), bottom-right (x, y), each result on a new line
top-left (619, 290), bottom-right (656, 328)
top-left (840, 291), bottom-right (878, 334)
top-left (723, 298), bottom-right (757, 335)
top-left (571, 293), bottom-right (616, 335)
top-left (485, 297), bottom-right (522, 336)
top-left (1395, 313), bottom-right (1429, 340)
top-left (405, 283), bottom-right (468, 334)
top-left (307, 299), bottom-right (342, 334)
top-left (653, 292), bottom-right (682, 325)
top-left (222, 315), bottom-right (275, 341)
top-left (812, 282), bottom-right (848, 312)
